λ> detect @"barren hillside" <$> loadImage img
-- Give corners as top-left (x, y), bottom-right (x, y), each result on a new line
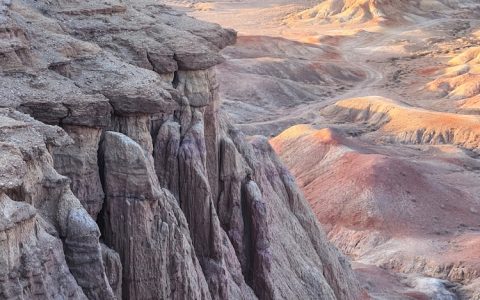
top-left (167, 0), bottom-right (480, 298)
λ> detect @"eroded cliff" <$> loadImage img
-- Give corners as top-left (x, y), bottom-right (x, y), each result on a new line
top-left (0, 0), bottom-right (363, 299)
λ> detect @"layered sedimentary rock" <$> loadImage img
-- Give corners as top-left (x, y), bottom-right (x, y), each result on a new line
top-left (100, 131), bottom-right (212, 300)
top-left (0, 109), bottom-right (112, 299)
top-left (322, 96), bottom-right (480, 151)
top-left (0, 0), bottom-right (363, 299)
top-left (271, 122), bottom-right (480, 298)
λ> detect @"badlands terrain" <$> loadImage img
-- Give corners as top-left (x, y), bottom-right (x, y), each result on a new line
top-left (0, 0), bottom-right (367, 299)
top-left (166, 0), bottom-right (480, 299)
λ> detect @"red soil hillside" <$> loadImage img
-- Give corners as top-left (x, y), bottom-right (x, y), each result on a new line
top-left (271, 123), bottom-right (480, 297)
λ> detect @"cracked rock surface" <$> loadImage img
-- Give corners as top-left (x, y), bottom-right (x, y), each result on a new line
top-left (0, 0), bottom-right (363, 299)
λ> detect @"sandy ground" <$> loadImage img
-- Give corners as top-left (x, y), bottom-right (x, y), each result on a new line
top-left (164, 0), bottom-right (480, 298)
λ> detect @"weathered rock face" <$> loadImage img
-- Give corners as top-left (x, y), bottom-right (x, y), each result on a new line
top-left (0, 192), bottom-right (85, 300)
top-left (54, 126), bottom-right (104, 218)
top-left (100, 131), bottom-right (212, 300)
top-left (0, 0), bottom-right (364, 299)
top-left (0, 109), bottom-right (110, 299)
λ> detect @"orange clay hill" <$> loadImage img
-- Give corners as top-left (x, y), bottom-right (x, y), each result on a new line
top-left (271, 116), bottom-right (480, 298)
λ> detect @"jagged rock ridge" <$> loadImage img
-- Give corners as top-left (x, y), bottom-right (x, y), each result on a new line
top-left (288, 0), bottom-right (470, 25)
top-left (0, 0), bottom-right (363, 299)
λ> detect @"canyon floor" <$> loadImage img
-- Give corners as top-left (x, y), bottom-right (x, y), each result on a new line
top-left (166, 0), bottom-right (480, 298)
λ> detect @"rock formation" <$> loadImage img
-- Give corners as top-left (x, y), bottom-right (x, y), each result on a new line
top-left (322, 96), bottom-right (480, 151)
top-left (426, 45), bottom-right (480, 113)
top-left (288, 0), bottom-right (470, 25)
top-left (173, 0), bottom-right (480, 298)
top-left (271, 120), bottom-right (480, 298)
top-left (0, 0), bottom-right (363, 299)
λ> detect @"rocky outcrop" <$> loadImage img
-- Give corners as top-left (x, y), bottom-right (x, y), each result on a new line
top-left (101, 243), bottom-right (122, 300)
top-left (100, 131), bottom-right (211, 300)
top-left (288, 0), bottom-right (461, 25)
top-left (322, 96), bottom-right (480, 152)
top-left (0, 0), bottom-right (363, 299)
top-left (0, 193), bottom-right (85, 300)
top-left (0, 109), bottom-right (111, 299)
top-left (54, 126), bottom-right (104, 218)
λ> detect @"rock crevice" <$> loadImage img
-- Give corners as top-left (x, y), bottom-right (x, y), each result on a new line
top-left (0, 1), bottom-right (363, 299)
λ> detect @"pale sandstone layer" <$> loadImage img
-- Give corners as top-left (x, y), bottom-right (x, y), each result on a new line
top-left (0, 0), bottom-right (363, 299)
